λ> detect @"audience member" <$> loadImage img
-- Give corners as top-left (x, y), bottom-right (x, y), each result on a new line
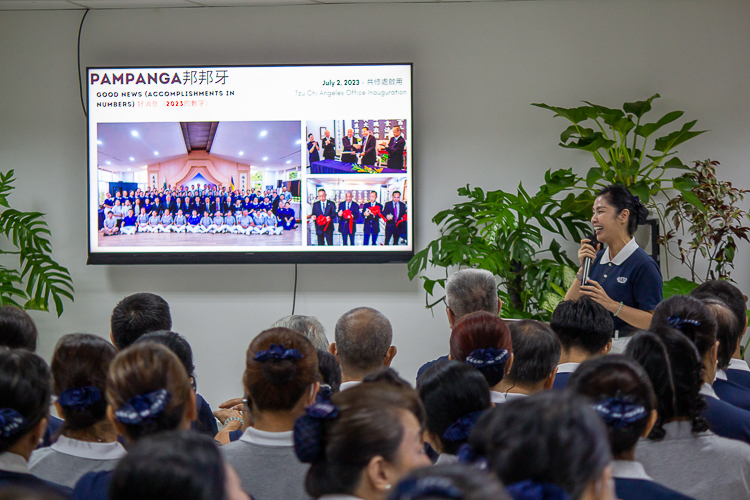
top-left (467, 391), bottom-right (614, 500)
top-left (389, 464), bottom-right (509, 500)
top-left (316, 349), bottom-right (342, 397)
top-left (416, 360), bottom-right (491, 464)
top-left (625, 329), bottom-right (750, 499)
top-left (0, 350), bottom-right (70, 496)
top-left (690, 280), bottom-right (749, 388)
top-left (110, 293), bottom-right (172, 350)
top-left (133, 331), bottom-right (218, 436)
top-left (568, 355), bottom-right (694, 500)
top-left (294, 382), bottom-right (431, 500)
top-left (71, 343), bottom-right (197, 500)
top-left (550, 298), bottom-right (613, 390)
top-left (447, 311), bottom-right (513, 403)
top-left (29, 335), bottom-right (123, 488)
top-left (493, 320), bottom-right (560, 400)
top-left (271, 315), bottom-right (329, 351)
top-left (417, 269), bottom-right (501, 379)
top-left (109, 430), bottom-right (249, 500)
top-left (650, 295), bottom-right (750, 444)
top-left (222, 328), bottom-right (319, 500)
top-left (697, 298), bottom-right (750, 410)
top-left (0, 306), bottom-right (38, 351)
top-left (0, 307), bottom-right (61, 448)
top-left (329, 307), bottom-right (397, 390)
top-left (0, 487), bottom-right (66, 500)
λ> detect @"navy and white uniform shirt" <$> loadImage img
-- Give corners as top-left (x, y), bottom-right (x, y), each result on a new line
top-left (611, 460), bottom-right (695, 500)
top-left (700, 383), bottom-right (750, 445)
top-left (589, 237), bottom-right (662, 335)
top-left (725, 358), bottom-right (750, 390)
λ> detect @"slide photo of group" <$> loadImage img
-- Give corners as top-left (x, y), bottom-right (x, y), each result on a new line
top-left (95, 121), bottom-right (302, 248)
top-left (306, 176), bottom-right (408, 247)
top-left (305, 119), bottom-right (408, 175)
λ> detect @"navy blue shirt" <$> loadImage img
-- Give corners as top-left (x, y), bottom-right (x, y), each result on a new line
top-left (726, 367), bottom-right (750, 390)
top-left (551, 371), bottom-right (572, 391)
top-left (193, 393), bottom-right (219, 437)
top-left (416, 355), bottom-right (449, 381)
top-left (72, 470), bottom-right (110, 500)
top-left (590, 242), bottom-right (662, 334)
top-left (614, 477), bottom-right (695, 500)
top-left (702, 393), bottom-right (750, 445)
top-left (40, 415), bottom-right (64, 448)
top-left (713, 377), bottom-right (750, 412)
top-left (0, 470), bottom-right (72, 498)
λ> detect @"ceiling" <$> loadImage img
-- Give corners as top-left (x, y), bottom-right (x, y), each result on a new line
top-left (97, 120), bottom-right (301, 172)
top-left (1, 0), bottom-right (512, 10)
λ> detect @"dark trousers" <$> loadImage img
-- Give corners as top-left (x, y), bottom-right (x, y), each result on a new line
top-left (363, 233), bottom-right (378, 245)
top-left (342, 232), bottom-right (355, 245)
top-left (317, 231), bottom-right (333, 246)
top-left (385, 227), bottom-right (400, 245)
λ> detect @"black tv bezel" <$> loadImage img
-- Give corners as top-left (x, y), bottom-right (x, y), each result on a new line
top-left (86, 63), bottom-right (414, 265)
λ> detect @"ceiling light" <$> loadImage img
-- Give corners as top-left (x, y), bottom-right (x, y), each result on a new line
top-left (263, 156), bottom-right (268, 161)
top-left (131, 130), bottom-right (139, 137)
top-left (127, 168), bottom-right (131, 171)
top-left (286, 160), bottom-right (291, 164)
top-left (295, 139), bottom-right (302, 145)
top-left (260, 130), bottom-right (267, 137)
top-left (239, 151), bottom-right (244, 156)
top-left (97, 140), bottom-right (103, 145)
top-left (105, 161), bottom-right (111, 165)
top-left (154, 151), bottom-right (159, 156)
top-left (129, 157), bottom-right (135, 161)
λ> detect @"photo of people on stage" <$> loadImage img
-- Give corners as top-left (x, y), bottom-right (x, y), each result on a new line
top-left (95, 121), bottom-right (302, 248)
top-left (305, 119), bottom-right (408, 175)
top-left (305, 176), bottom-right (408, 247)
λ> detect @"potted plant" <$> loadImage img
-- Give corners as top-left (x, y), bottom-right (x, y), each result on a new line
top-left (0, 170), bottom-right (74, 316)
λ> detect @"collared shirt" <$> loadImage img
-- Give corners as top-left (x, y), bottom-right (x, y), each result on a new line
top-left (728, 358), bottom-right (750, 372)
top-left (339, 381), bottom-right (361, 391)
top-left (491, 391), bottom-right (528, 404)
top-left (0, 452), bottom-right (28, 474)
top-left (47, 435), bottom-right (126, 460)
top-left (611, 460), bottom-right (652, 480)
top-left (556, 362), bottom-right (580, 374)
top-left (699, 382), bottom-right (719, 399)
top-left (239, 427), bottom-right (293, 447)
top-left (590, 237), bottom-right (662, 334)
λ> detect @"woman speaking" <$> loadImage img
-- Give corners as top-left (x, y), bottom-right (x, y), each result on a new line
top-left (565, 184), bottom-right (662, 337)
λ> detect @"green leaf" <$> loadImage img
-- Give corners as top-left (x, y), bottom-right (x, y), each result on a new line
top-left (629, 180), bottom-right (651, 205)
top-left (653, 120), bottom-right (707, 153)
top-left (532, 103), bottom-right (592, 125)
top-left (662, 277), bottom-right (699, 299)
top-left (623, 93), bottom-right (660, 119)
top-left (635, 110), bottom-right (684, 138)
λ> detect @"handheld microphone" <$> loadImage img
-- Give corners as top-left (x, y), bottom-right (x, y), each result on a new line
top-left (580, 233), bottom-right (599, 288)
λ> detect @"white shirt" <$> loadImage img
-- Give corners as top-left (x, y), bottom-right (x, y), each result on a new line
top-left (239, 427), bottom-right (293, 447)
top-left (611, 459), bottom-right (653, 480)
top-left (47, 435), bottom-right (126, 460)
top-left (600, 237), bottom-right (639, 266)
top-left (728, 358), bottom-right (750, 372)
top-left (320, 496), bottom-right (364, 500)
top-left (491, 391), bottom-right (528, 404)
top-left (699, 382), bottom-right (719, 399)
top-left (556, 362), bottom-right (581, 374)
top-left (339, 381), bottom-right (361, 391)
top-left (0, 452), bottom-right (28, 473)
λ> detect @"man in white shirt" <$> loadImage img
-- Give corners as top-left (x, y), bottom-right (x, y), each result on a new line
top-left (329, 307), bottom-right (397, 390)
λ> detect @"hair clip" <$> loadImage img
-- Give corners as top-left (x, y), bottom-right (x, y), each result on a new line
top-left (0, 408), bottom-right (27, 439)
top-left (667, 315), bottom-right (701, 330)
top-left (293, 402), bottom-right (340, 463)
top-left (253, 343), bottom-right (304, 362)
top-left (442, 411), bottom-right (483, 442)
top-left (465, 348), bottom-right (509, 372)
top-left (57, 386), bottom-right (101, 411)
top-left (456, 443), bottom-right (488, 471)
top-left (315, 385), bottom-right (333, 404)
top-left (506, 480), bottom-right (572, 500)
top-left (389, 476), bottom-right (462, 500)
top-left (592, 397), bottom-right (647, 428)
top-left (114, 389), bottom-right (171, 425)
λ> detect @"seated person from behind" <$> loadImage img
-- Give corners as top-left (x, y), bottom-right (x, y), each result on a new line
top-left (329, 307), bottom-right (397, 390)
top-left (549, 297), bottom-right (613, 389)
top-left (493, 319), bottom-right (560, 400)
top-left (417, 269), bottom-right (502, 379)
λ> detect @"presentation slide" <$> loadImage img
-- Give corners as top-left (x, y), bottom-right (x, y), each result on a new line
top-left (87, 64), bottom-right (412, 264)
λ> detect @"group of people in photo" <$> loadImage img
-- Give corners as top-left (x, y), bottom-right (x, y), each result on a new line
top-left (99, 184), bottom-right (296, 237)
top-left (308, 188), bottom-right (407, 246)
top-left (307, 125), bottom-right (406, 169)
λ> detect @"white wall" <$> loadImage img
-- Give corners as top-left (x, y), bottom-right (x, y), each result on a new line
top-left (2, 0), bottom-right (750, 408)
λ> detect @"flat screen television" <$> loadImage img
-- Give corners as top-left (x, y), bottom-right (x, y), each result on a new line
top-left (87, 64), bottom-right (413, 264)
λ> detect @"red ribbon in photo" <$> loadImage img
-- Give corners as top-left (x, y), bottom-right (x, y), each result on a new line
top-left (316, 215), bottom-right (330, 232)
top-left (368, 205), bottom-right (387, 222)
top-left (342, 209), bottom-right (354, 233)
top-left (397, 213), bottom-right (408, 226)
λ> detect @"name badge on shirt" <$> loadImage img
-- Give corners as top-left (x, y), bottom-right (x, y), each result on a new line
top-left (617, 277), bottom-right (628, 284)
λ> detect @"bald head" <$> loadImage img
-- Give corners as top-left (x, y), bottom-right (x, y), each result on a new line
top-left (333, 307), bottom-right (394, 377)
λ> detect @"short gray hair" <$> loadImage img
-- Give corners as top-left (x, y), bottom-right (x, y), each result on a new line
top-left (445, 269), bottom-right (498, 320)
top-left (270, 315), bottom-right (329, 351)
top-left (334, 307), bottom-right (392, 374)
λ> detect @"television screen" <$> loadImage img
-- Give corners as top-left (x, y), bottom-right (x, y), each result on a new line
top-left (87, 64), bottom-right (413, 264)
